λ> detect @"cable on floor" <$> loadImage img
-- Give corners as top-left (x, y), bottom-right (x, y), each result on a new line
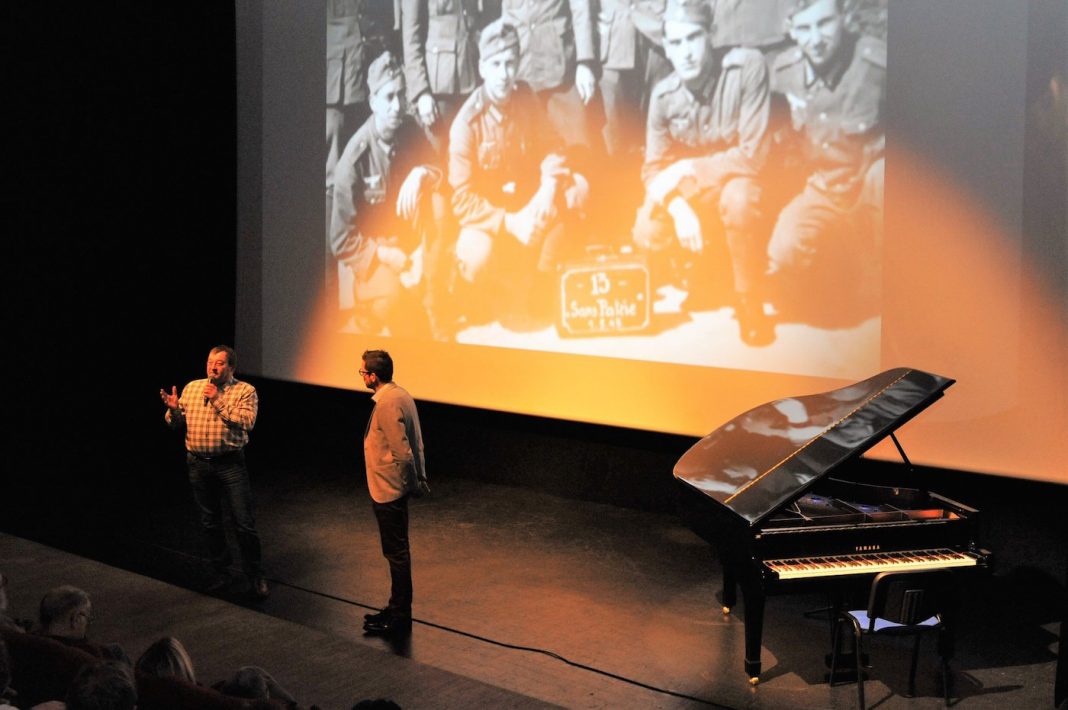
top-left (278, 576), bottom-right (728, 708)
top-left (147, 542), bottom-right (729, 707)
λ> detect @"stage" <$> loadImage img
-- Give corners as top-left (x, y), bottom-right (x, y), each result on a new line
top-left (3, 453), bottom-right (1062, 709)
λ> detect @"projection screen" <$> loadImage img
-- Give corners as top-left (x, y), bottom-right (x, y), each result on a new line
top-left (236, 0), bottom-right (1067, 485)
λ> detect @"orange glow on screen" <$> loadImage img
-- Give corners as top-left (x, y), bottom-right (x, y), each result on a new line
top-left (294, 142), bottom-right (1065, 485)
top-left (230, 2), bottom-right (1066, 487)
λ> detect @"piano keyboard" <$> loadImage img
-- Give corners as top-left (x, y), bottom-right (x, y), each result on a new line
top-left (765, 548), bottom-right (980, 580)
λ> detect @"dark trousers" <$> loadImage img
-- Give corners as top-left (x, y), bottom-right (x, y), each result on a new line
top-left (187, 451), bottom-right (263, 578)
top-left (372, 494), bottom-right (412, 617)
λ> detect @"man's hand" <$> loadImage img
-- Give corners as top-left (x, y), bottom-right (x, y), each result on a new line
top-left (504, 209), bottom-right (537, 246)
top-left (565, 172), bottom-right (589, 210)
top-left (416, 92), bottom-right (438, 128)
top-left (411, 476), bottom-right (431, 498)
top-left (540, 153), bottom-right (569, 182)
top-left (575, 64), bottom-right (596, 105)
top-left (160, 386), bottom-right (179, 410)
top-left (528, 182), bottom-right (558, 230)
top-left (204, 382), bottom-right (220, 402)
top-left (667, 195), bottom-right (703, 253)
top-left (396, 167), bottom-right (427, 222)
top-left (647, 159), bottom-right (695, 205)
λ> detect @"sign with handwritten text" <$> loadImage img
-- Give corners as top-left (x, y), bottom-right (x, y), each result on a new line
top-left (559, 259), bottom-right (650, 336)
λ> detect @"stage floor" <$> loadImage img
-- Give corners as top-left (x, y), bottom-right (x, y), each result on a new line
top-left (3, 464), bottom-right (1062, 709)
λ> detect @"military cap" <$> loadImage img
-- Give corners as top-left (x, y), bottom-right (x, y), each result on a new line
top-left (663, 0), bottom-right (713, 28)
top-left (478, 18), bottom-right (520, 59)
top-left (367, 51), bottom-right (404, 96)
top-left (786, 0), bottom-right (845, 19)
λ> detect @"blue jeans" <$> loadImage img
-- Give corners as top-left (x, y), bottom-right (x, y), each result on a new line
top-left (187, 451), bottom-right (263, 578)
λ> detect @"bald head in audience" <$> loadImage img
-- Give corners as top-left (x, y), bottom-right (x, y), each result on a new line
top-left (38, 585), bottom-right (92, 640)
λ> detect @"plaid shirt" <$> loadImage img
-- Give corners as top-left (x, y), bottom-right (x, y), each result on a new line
top-left (165, 377), bottom-right (258, 456)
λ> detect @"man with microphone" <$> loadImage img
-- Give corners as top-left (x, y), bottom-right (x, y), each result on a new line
top-left (160, 345), bottom-right (268, 600)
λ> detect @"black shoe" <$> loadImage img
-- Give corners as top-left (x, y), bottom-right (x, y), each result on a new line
top-left (363, 614), bottom-right (411, 636)
top-left (249, 577), bottom-right (270, 600)
top-left (736, 296), bottom-right (775, 347)
top-left (363, 610), bottom-right (388, 623)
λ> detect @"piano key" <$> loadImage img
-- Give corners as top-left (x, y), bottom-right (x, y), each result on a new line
top-left (766, 548), bottom-right (980, 579)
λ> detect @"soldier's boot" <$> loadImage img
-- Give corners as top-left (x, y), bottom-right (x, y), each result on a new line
top-left (735, 293), bottom-right (775, 347)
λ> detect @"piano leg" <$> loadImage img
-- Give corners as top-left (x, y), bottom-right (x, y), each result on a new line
top-left (740, 577), bottom-right (767, 683)
top-left (720, 554), bottom-right (737, 614)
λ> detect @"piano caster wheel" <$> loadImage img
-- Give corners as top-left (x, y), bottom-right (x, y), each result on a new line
top-left (722, 606), bottom-right (731, 615)
top-left (748, 677), bottom-right (760, 686)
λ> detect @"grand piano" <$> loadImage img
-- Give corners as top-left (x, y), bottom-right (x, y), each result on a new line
top-left (673, 367), bottom-right (991, 683)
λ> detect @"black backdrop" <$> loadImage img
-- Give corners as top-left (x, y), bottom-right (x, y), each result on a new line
top-left (10, 4), bottom-right (237, 474)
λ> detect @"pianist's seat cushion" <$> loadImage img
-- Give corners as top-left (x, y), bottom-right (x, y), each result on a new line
top-left (847, 609), bottom-right (940, 633)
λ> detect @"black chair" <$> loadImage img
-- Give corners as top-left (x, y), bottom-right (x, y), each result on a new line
top-left (830, 569), bottom-right (953, 709)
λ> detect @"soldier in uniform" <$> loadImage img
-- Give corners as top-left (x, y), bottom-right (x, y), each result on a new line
top-left (330, 51), bottom-right (448, 338)
top-left (590, 0), bottom-right (671, 244)
top-left (766, 0), bottom-right (885, 320)
top-left (448, 18), bottom-right (590, 330)
top-left (711, 0), bottom-right (793, 56)
top-left (501, 0), bottom-right (599, 151)
top-left (631, 0), bottom-right (775, 345)
top-left (400, 0), bottom-right (486, 157)
top-left (596, 0), bottom-right (670, 160)
top-left (327, 0), bottom-right (401, 311)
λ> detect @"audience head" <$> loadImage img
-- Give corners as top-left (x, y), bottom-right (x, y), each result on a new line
top-left (352, 700), bottom-right (402, 710)
top-left (218, 666), bottom-right (271, 699)
top-left (135, 636), bottom-right (196, 683)
top-left (66, 660), bottom-right (137, 710)
top-left (38, 585), bottom-right (92, 639)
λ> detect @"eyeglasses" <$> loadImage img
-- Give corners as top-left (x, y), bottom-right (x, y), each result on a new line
top-left (359, 370), bottom-right (372, 376)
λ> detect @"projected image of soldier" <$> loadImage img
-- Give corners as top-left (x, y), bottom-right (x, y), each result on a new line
top-left (592, 0), bottom-right (672, 242)
top-left (711, 0), bottom-right (793, 58)
top-left (596, 0), bottom-right (671, 161)
top-left (400, 0), bottom-right (487, 158)
top-left (630, 0), bottom-right (775, 346)
top-left (502, 0), bottom-right (599, 152)
top-left (327, 0), bottom-right (402, 314)
top-left (846, 0), bottom-right (887, 42)
top-left (330, 51), bottom-right (449, 339)
top-left (765, 0), bottom-right (885, 324)
top-left (448, 19), bottom-right (591, 331)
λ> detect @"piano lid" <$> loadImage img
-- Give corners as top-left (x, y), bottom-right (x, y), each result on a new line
top-left (673, 368), bottom-right (955, 528)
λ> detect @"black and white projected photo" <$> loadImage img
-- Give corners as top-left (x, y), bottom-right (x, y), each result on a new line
top-left (321, 0), bottom-right (887, 377)
top-left (238, 0), bottom-right (1067, 483)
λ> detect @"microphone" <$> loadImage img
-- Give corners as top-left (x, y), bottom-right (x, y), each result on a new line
top-left (205, 373), bottom-right (213, 405)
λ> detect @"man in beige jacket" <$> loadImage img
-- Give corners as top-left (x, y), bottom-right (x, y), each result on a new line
top-left (359, 349), bottom-right (429, 635)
